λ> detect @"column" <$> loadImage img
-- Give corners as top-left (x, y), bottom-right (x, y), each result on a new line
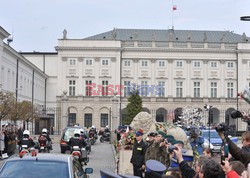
top-left (111, 95), bottom-right (119, 143)
top-left (220, 60), bottom-right (225, 98)
top-left (168, 59), bottom-right (173, 97)
top-left (186, 59), bottom-right (192, 97)
top-left (61, 91), bottom-right (68, 129)
top-left (78, 57), bottom-right (84, 95)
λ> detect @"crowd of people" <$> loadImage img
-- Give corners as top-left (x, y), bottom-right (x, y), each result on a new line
top-left (0, 124), bottom-right (24, 159)
top-left (129, 127), bottom-right (250, 178)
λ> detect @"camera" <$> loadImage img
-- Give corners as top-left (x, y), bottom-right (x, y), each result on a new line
top-left (231, 110), bottom-right (244, 119)
top-left (168, 145), bottom-right (178, 153)
top-left (215, 123), bottom-right (229, 132)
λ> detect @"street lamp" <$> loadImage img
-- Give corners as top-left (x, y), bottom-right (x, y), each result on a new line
top-left (204, 104), bottom-right (212, 148)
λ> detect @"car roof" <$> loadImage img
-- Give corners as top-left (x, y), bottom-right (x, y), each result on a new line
top-left (6, 153), bottom-right (70, 163)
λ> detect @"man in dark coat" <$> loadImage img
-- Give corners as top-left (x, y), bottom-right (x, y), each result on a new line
top-left (218, 130), bottom-right (250, 167)
top-left (130, 129), bottom-right (147, 177)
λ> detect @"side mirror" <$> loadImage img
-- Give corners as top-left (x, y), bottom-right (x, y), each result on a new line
top-left (85, 168), bottom-right (93, 174)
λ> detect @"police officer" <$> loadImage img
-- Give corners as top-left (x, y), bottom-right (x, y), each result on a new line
top-left (130, 129), bottom-right (147, 177)
top-left (38, 128), bottom-right (52, 150)
top-left (69, 129), bottom-right (87, 149)
top-left (18, 130), bottom-right (35, 151)
top-left (145, 159), bottom-right (166, 178)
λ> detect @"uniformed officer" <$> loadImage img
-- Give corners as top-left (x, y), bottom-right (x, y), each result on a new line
top-left (130, 129), bottom-right (147, 178)
top-left (145, 159), bottom-right (166, 178)
top-left (145, 131), bottom-right (170, 168)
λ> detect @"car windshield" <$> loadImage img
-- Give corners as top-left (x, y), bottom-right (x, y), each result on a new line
top-left (202, 131), bottom-right (220, 138)
top-left (63, 128), bottom-right (78, 141)
top-left (0, 160), bottom-right (69, 178)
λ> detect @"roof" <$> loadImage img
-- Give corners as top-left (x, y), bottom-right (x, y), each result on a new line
top-left (6, 153), bottom-right (70, 163)
top-left (84, 28), bottom-right (249, 43)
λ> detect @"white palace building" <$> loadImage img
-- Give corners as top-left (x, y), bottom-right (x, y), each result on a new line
top-left (0, 26), bottom-right (47, 133)
top-left (2, 26), bottom-right (250, 133)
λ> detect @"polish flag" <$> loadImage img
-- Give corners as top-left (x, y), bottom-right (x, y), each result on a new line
top-left (173, 5), bottom-right (177, 11)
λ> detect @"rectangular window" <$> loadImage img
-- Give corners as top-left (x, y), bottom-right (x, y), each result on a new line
top-left (68, 113), bottom-right (76, 127)
top-left (193, 61), bottom-right (201, 68)
top-left (227, 62), bottom-right (234, 68)
top-left (124, 81), bottom-right (131, 96)
top-left (159, 61), bottom-right (165, 67)
top-left (85, 80), bottom-right (92, 96)
top-left (227, 82), bottom-right (234, 98)
top-left (84, 114), bottom-right (92, 128)
top-left (194, 82), bottom-right (200, 97)
top-left (158, 81), bottom-right (165, 97)
top-left (101, 114), bottom-right (108, 127)
top-left (141, 81), bottom-right (148, 96)
top-left (176, 81), bottom-right (183, 97)
top-left (142, 61), bottom-right (148, 67)
top-left (69, 59), bottom-right (76, 65)
top-left (176, 61), bottom-right (183, 67)
top-left (211, 82), bottom-right (217, 98)
top-left (69, 80), bottom-right (76, 96)
top-left (210, 61), bottom-right (217, 68)
top-left (124, 60), bottom-right (131, 67)
top-left (86, 59), bottom-right (92, 65)
top-left (102, 80), bottom-right (108, 96)
top-left (102, 59), bottom-right (108, 66)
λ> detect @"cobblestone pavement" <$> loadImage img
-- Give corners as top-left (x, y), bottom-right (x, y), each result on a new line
top-left (87, 139), bottom-right (116, 178)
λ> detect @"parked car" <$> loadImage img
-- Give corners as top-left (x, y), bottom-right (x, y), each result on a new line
top-left (60, 126), bottom-right (89, 154)
top-left (201, 129), bottom-right (238, 152)
top-left (0, 153), bottom-right (93, 178)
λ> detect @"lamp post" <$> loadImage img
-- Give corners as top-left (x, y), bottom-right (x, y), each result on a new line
top-left (204, 104), bottom-right (212, 148)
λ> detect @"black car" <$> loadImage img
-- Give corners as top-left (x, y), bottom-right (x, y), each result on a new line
top-left (0, 153), bottom-right (93, 178)
top-left (60, 126), bottom-right (88, 154)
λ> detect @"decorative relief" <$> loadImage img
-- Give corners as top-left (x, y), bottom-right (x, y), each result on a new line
top-left (85, 69), bottom-right (93, 76)
top-left (111, 57), bottom-right (116, 62)
top-left (62, 57), bottom-right (67, 61)
top-left (210, 71), bottom-right (218, 78)
top-left (151, 59), bottom-right (156, 63)
top-left (133, 59), bottom-right (139, 63)
top-left (158, 70), bottom-right (165, 76)
top-left (219, 60), bottom-right (225, 64)
top-left (203, 60), bottom-right (208, 64)
top-left (78, 58), bottom-right (83, 62)
top-left (175, 71), bottom-right (183, 77)
top-left (141, 70), bottom-right (149, 77)
top-left (193, 71), bottom-right (201, 78)
top-left (186, 59), bottom-right (191, 64)
top-left (226, 71), bottom-right (234, 78)
top-left (242, 60), bottom-right (248, 64)
top-left (123, 70), bottom-right (131, 77)
top-left (168, 59), bottom-right (173, 64)
top-left (68, 69), bottom-right (76, 75)
top-left (94, 57), bottom-right (100, 62)
top-left (101, 69), bottom-right (109, 76)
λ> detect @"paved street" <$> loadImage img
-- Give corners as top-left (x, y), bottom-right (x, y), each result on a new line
top-left (0, 137), bottom-right (116, 178)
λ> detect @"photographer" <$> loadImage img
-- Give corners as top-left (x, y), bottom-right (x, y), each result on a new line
top-left (145, 131), bottom-right (170, 168)
top-left (173, 146), bottom-right (223, 178)
top-left (217, 126), bottom-right (250, 167)
top-left (189, 127), bottom-right (204, 156)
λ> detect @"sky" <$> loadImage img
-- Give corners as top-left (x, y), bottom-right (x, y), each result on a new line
top-left (0, 0), bottom-right (250, 52)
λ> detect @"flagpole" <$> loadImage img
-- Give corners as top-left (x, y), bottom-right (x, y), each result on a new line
top-left (172, 0), bottom-right (174, 29)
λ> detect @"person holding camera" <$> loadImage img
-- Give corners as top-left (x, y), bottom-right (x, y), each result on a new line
top-left (189, 127), bottom-right (204, 156)
top-left (145, 131), bottom-right (171, 168)
top-left (217, 128), bottom-right (250, 167)
top-left (173, 146), bottom-right (223, 178)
